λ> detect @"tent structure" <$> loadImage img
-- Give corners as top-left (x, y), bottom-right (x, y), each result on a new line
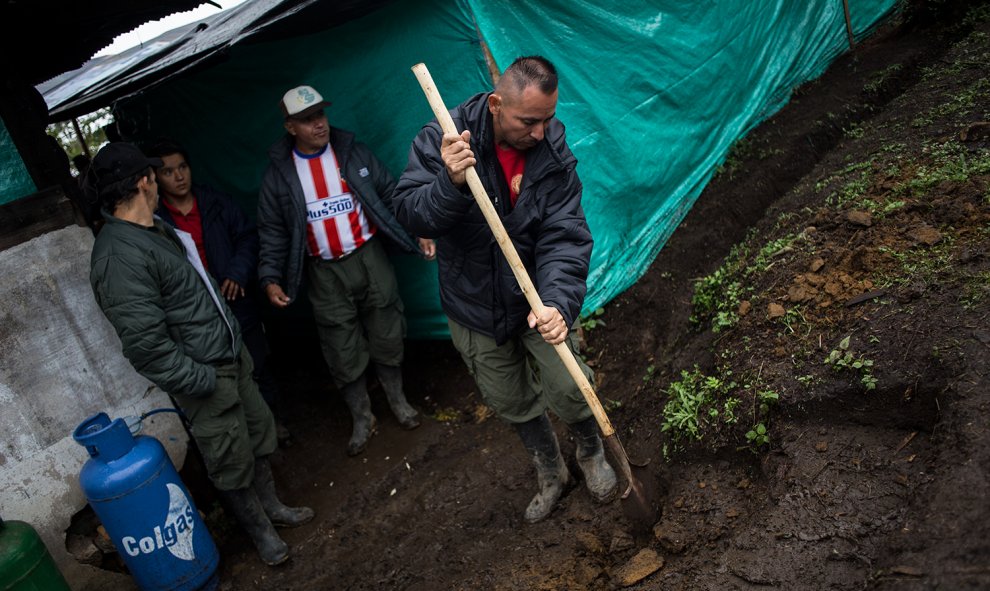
top-left (33, 0), bottom-right (901, 338)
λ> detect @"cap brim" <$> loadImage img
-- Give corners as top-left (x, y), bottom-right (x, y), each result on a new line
top-left (286, 100), bottom-right (331, 120)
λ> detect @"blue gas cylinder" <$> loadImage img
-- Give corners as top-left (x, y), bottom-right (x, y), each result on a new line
top-left (73, 413), bottom-right (219, 591)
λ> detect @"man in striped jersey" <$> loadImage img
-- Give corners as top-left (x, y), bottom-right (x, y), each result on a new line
top-left (258, 84), bottom-right (436, 457)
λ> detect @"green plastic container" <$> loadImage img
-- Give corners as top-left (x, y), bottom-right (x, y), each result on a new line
top-left (0, 517), bottom-right (71, 591)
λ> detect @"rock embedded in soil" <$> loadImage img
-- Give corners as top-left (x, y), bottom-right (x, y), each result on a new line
top-left (846, 210), bottom-right (873, 226)
top-left (612, 548), bottom-right (664, 587)
top-left (908, 224), bottom-right (942, 245)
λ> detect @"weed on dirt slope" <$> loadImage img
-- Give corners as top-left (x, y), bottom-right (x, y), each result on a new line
top-left (593, 5), bottom-right (990, 589)
top-left (206, 5), bottom-right (989, 591)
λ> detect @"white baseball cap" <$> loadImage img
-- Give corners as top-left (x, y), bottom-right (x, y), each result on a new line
top-left (280, 85), bottom-right (330, 119)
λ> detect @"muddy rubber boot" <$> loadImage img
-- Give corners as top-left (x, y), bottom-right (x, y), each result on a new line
top-left (569, 417), bottom-right (619, 503)
top-left (514, 413), bottom-right (572, 523)
top-left (375, 363), bottom-right (421, 429)
top-left (219, 487), bottom-right (289, 566)
top-left (253, 457), bottom-right (315, 528)
top-left (341, 378), bottom-right (377, 456)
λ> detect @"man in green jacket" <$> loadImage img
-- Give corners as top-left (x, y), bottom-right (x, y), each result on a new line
top-left (257, 84), bottom-right (435, 456)
top-left (86, 142), bottom-right (313, 567)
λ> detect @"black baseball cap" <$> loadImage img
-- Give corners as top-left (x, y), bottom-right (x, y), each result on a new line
top-left (91, 142), bottom-right (163, 189)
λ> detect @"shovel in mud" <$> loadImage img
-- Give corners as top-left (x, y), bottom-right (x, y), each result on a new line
top-left (411, 63), bottom-right (659, 532)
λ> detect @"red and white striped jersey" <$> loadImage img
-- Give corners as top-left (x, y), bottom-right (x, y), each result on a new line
top-left (294, 145), bottom-right (377, 259)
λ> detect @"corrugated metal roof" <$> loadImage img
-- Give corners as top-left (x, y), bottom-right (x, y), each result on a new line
top-left (36, 0), bottom-right (394, 121)
top-left (1, 0), bottom-right (215, 85)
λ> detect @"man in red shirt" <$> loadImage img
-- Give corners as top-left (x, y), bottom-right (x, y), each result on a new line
top-left (149, 140), bottom-right (290, 444)
top-left (394, 56), bottom-right (617, 523)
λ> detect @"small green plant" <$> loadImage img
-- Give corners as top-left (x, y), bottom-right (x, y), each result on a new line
top-left (716, 137), bottom-right (754, 178)
top-left (779, 305), bottom-right (808, 335)
top-left (690, 266), bottom-right (744, 332)
top-left (756, 389), bottom-right (780, 414)
top-left (826, 170), bottom-right (871, 206)
top-left (960, 271), bottom-right (990, 309)
top-left (748, 235), bottom-right (796, 275)
top-left (579, 307), bottom-right (606, 331)
top-left (864, 63), bottom-right (902, 93)
top-left (796, 374), bottom-right (816, 387)
top-left (642, 364), bottom-right (656, 383)
top-left (661, 368), bottom-right (737, 443)
top-left (824, 336), bottom-right (877, 391)
top-left (722, 397), bottom-right (741, 424)
top-left (745, 423), bottom-right (770, 447)
top-left (844, 123), bottom-right (865, 139)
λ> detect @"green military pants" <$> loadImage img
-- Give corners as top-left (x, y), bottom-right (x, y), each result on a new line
top-left (448, 318), bottom-right (595, 425)
top-left (306, 238), bottom-right (406, 387)
top-left (172, 347), bottom-right (278, 490)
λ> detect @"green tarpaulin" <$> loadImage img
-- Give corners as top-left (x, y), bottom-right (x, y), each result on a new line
top-left (0, 120), bottom-right (36, 204)
top-left (115, 0), bottom-right (899, 338)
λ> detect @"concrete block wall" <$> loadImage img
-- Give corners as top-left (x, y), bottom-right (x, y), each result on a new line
top-left (0, 225), bottom-right (189, 590)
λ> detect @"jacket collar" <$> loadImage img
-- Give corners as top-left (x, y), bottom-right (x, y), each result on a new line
top-left (457, 92), bottom-right (575, 185)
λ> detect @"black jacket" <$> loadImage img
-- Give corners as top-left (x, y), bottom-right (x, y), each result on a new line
top-left (393, 92), bottom-right (592, 344)
top-left (156, 183), bottom-right (262, 331)
top-left (257, 128), bottom-right (419, 301)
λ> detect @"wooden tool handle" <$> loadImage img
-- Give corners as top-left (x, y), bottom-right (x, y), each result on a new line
top-left (411, 63), bottom-right (616, 437)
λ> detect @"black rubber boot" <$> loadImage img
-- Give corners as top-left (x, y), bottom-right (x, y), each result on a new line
top-left (218, 487), bottom-right (289, 566)
top-left (569, 417), bottom-right (619, 503)
top-left (340, 378), bottom-right (376, 456)
top-left (375, 363), bottom-right (421, 429)
top-left (514, 413), bottom-right (571, 523)
top-left (253, 457), bottom-right (315, 528)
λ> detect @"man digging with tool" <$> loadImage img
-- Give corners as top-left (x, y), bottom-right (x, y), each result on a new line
top-left (257, 84), bottom-right (436, 456)
top-left (394, 56), bottom-right (618, 522)
top-left (85, 143), bottom-right (313, 567)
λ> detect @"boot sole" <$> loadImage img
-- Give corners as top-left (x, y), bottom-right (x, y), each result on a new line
top-left (271, 513), bottom-right (316, 528)
top-left (262, 552), bottom-right (290, 566)
top-left (398, 417), bottom-right (421, 430)
top-left (589, 484), bottom-right (619, 504)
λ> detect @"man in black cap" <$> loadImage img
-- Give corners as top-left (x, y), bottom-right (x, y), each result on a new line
top-left (257, 84), bottom-right (435, 456)
top-left (86, 142), bottom-right (313, 567)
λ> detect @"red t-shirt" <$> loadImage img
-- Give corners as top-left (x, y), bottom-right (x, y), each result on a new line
top-left (161, 196), bottom-right (208, 271)
top-left (495, 143), bottom-right (526, 207)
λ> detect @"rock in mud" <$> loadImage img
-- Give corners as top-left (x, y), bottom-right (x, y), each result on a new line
top-left (846, 210), bottom-right (873, 226)
top-left (612, 548), bottom-right (664, 587)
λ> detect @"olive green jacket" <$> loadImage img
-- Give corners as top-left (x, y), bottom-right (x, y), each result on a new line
top-left (90, 211), bottom-right (241, 398)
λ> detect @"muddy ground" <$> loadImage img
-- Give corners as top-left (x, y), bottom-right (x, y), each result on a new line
top-left (170, 4), bottom-right (989, 589)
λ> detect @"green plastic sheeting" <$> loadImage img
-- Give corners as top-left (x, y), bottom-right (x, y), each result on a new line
top-left (117, 0), bottom-right (898, 339)
top-left (468, 0), bottom-right (898, 315)
top-left (0, 119), bottom-right (35, 204)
